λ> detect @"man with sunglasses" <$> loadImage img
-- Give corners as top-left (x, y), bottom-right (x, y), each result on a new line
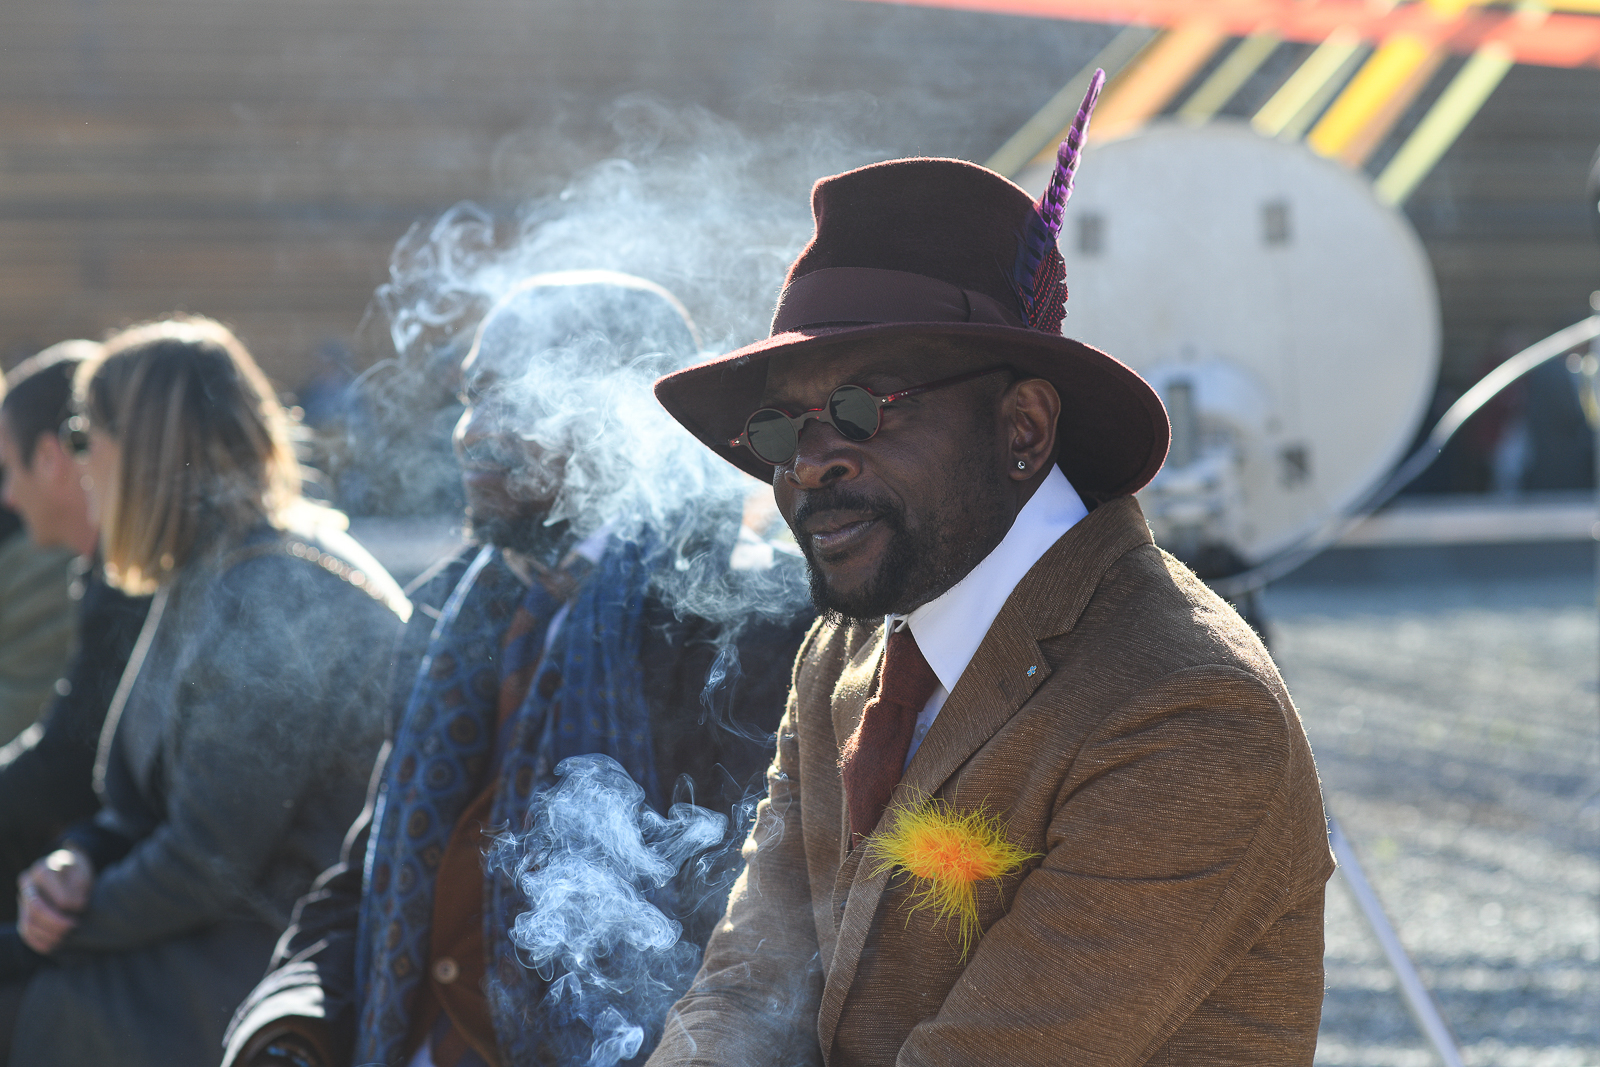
top-left (224, 272), bottom-right (809, 1067)
top-left (0, 343), bottom-right (151, 991)
top-left (645, 150), bottom-right (1334, 1066)
top-left (0, 363), bottom-right (81, 752)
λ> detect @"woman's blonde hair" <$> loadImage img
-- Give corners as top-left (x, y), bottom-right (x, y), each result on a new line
top-left (79, 316), bottom-right (302, 593)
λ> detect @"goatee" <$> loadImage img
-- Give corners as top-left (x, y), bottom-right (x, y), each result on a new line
top-left (792, 487), bottom-right (973, 623)
top-left (468, 509), bottom-right (573, 566)
top-left (789, 442), bottom-right (1014, 623)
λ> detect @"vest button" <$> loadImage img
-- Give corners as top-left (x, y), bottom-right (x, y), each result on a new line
top-left (432, 956), bottom-right (460, 984)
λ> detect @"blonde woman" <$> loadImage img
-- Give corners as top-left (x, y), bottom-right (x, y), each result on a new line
top-left (7, 318), bottom-right (407, 1066)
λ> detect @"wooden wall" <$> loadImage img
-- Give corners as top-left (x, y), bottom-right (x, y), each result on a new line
top-left (1, 0), bottom-right (1595, 399)
top-left (0, 0), bottom-right (1100, 389)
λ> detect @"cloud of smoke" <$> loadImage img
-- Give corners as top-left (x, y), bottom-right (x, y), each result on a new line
top-left (492, 754), bottom-right (735, 1067)
top-left (369, 100), bottom-right (876, 1063)
top-left (348, 97), bottom-right (879, 629)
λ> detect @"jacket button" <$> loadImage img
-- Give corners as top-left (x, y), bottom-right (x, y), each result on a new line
top-left (433, 956), bottom-right (460, 984)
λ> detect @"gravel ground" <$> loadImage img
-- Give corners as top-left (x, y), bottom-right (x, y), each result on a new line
top-left (1261, 542), bottom-right (1599, 1067)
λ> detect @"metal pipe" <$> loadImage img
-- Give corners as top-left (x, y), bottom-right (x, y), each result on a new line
top-left (1328, 817), bottom-right (1466, 1067)
top-left (1211, 314), bottom-right (1600, 596)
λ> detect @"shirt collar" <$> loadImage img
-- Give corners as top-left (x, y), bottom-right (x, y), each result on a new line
top-left (890, 467), bottom-right (1087, 694)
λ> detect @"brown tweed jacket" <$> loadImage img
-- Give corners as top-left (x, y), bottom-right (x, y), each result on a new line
top-left (647, 495), bottom-right (1334, 1067)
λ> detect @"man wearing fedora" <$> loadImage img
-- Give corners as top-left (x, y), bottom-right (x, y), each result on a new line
top-left (645, 91), bottom-right (1334, 1066)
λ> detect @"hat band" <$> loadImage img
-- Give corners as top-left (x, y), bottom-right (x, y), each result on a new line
top-left (771, 266), bottom-right (1027, 334)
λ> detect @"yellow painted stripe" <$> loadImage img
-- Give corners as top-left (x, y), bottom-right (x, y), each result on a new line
top-left (1176, 32), bottom-right (1282, 123)
top-left (1374, 43), bottom-right (1515, 204)
top-left (1276, 45), bottom-right (1369, 141)
top-left (1252, 28), bottom-right (1363, 138)
top-left (985, 24), bottom-right (1157, 178)
top-left (1336, 46), bottom-right (1447, 166)
top-left (1089, 21), bottom-right (1232, 142)
top-left (1307, 34), bottom-right (1436, 158)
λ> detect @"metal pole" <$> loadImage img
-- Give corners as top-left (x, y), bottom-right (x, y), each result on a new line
top-left (1585, 292), bottom-right (1600, 635)
top-left (1211, 314), bottom-right (1600, 598)
top-left (1328, 817), bottom-right (1465, 1067)
top-left (1585, 294), bottom-right (1599, 740)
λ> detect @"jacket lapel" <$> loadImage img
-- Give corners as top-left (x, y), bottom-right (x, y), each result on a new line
top-left (826, 633), bottom-right (885, 885)
top-left (815, 496), bottom-right (1155, 1059)
top-left (902, 495), bottom-right (1154, 799)
top-left (830, 627), bottom-right (886, 755)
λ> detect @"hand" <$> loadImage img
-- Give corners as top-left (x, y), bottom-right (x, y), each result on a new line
top-left (238, 1028), bottom-right (331, 1067)
top-left (250, 1038), bottom-right (325, 1067)
top-left (17, 847), bottom-right (93, 954)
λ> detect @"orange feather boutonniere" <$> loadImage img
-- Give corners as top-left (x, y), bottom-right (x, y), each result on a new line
top-left (865, 794), bottom-right (1039, 958)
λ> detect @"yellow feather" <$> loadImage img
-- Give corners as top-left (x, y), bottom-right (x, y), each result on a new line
top-left (865, 795), bottom-right (1038, 958)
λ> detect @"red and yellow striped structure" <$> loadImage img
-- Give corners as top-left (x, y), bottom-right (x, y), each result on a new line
top-left (858, 0), bottom-right (1596, 204)
top-left (852, 0), bottom-right (1599, 68)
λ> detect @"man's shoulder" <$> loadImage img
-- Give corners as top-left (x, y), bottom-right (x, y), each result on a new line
top-left (1090, 542), bottom-right (1275, 671)
top-left (930, 494), bottom-right (1285, 716)
top-left (1024, 539), bottom-right (1302, 760)
top-left (404, 542), bottom-right (481, 622)
top-left (79, 565), bottom-right (151, 620)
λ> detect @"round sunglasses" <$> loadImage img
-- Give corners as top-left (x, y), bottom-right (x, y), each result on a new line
top-left (58, 415), bottom-right (91, 457)
top-left (729, 365), bottom-right (1009, 465)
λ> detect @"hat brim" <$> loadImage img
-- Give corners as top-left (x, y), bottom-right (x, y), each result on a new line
top-left (656, 321), bottom-right (1170, 501)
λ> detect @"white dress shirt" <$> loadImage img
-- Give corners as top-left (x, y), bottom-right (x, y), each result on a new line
top-left (890, 466), bottom-right (1088, 768)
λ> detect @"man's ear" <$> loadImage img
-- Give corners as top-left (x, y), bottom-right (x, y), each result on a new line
top-left (1003, 378), bottom-right (1060, 481)
top-left (32, 433), bottom-right (69, 485)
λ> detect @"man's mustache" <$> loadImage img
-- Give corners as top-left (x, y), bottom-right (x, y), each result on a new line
top-left (457, 437), bottom-right (526, 470)
top-left (790, 487), bottom-right (899, 531)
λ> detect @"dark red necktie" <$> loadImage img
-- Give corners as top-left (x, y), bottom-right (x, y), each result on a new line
top-left (840, 627), bottom-right (940, 847)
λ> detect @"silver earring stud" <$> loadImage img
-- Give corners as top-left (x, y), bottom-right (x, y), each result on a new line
top-left (1016, 459), bottom-right (1027, 470)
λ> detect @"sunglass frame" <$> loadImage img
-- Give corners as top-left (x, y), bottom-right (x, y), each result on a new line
top-left (729, 364), bottom-right (1010, 465)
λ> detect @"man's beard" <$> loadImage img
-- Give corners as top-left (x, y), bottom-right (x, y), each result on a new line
top-left (792, 474), bottom-right (1011, 623)
top-left (467, 508), bottom-right (572, 564)
top-left (793, 489), bottom-right (918, 622)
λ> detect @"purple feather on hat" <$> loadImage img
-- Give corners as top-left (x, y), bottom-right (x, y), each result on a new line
top-left (1011, 68), bottom-right (1106, 333)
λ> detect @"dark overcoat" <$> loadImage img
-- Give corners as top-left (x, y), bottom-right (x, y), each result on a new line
top-left (9, 516), bottom-right (405, 1067)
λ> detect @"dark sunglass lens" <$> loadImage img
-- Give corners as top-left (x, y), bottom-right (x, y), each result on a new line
top-left (828, 386), bottom-right (879, 442)
top-left (744, 408), bottom-right (797, 464)
top-left (59, 417), bottom-right (90, 456)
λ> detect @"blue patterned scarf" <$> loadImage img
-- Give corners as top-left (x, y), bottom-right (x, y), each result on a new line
top-left (485, 534), bottom-right (657, 1067)
top-left (355, 536), bottom-right (661, 1066)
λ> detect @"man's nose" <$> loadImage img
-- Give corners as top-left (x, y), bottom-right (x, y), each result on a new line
top-left (453, 403), bottom-right (508, 457)
top-left (452, 408), bottom-right (477, 457)
top-left (785, 420), bottom-right (862, 489)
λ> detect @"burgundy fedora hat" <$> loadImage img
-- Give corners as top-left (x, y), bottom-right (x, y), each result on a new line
top-left (655, 78), bottom-right (1169, 502)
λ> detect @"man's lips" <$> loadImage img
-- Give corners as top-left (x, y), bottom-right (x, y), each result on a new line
top-left (800, 511), bottom-right (883, 556)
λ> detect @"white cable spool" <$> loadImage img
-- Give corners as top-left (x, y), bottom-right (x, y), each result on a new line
top-left (1023, 121), bottom-right (1441, 570)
